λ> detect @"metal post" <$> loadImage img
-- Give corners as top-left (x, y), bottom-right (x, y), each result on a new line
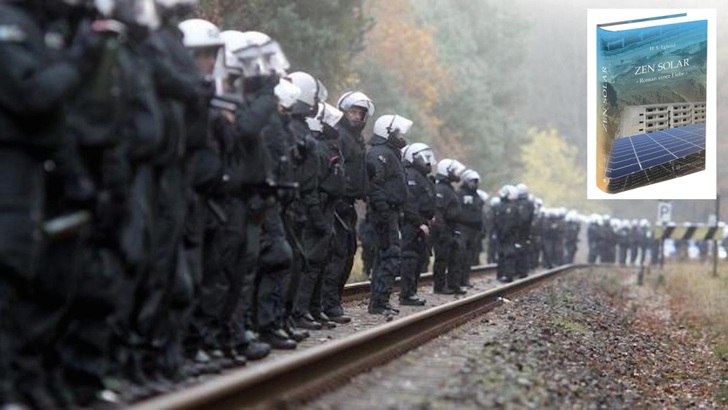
top-left (713, 194), bottom-right (720, 277)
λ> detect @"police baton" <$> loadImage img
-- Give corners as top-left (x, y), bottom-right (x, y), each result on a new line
top-left (206, 199), bottom-right (229, 224)
top-left (43, 210), bottom-right (92, 241)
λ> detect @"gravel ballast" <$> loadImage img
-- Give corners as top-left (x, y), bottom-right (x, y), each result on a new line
top-left (305, 267), bottom-right (727, 409)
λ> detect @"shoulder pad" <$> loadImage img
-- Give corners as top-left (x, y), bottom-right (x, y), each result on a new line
top-left (0, 25), bottom-right (27, 43)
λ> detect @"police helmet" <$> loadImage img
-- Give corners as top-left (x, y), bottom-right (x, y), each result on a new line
top-left (373, 114), bottom-right (413, 138)
top-left (477, 189), bottom-right (489, 202)
top-left (516, 182), bottom-right (529, 198)
top-left (338, 91), bottom-right (375, 124)
top-left (461, 169), bottom-right (480, 184)
top-left (287, 71), bottom-right (324, 114)
top-left (436, 159), bottom-right (466, 182)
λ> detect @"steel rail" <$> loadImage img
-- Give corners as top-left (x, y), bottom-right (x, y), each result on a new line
top-left (342, 263), bottom-right (498, 301)
top-left (130, 264), bottom-right (587, 410)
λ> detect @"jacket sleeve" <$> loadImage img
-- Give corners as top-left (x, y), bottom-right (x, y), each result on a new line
top-left (144, 33), bottom-right (200, 102)
top-left (366, 150), bottom-right (389, 212)
top-left (236, 90), bottom-right (277, 138)
top-left (0, 17), bottom-right (80, 115)
top-left (443, 189), bottom-right (462, 225)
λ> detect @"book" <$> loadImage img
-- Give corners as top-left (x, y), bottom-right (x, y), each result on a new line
top-left (595, 13), bottom-right (708, 194)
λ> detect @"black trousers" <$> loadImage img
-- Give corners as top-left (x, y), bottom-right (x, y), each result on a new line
top-left (321, 198), bottom-right (358, 317)
top-left (369, 207), bottom-right (401, 309)
top-left (399, 224), bottom-right (426, 299)
top-left (432, 226), bottom-right (460, 292)
top-left (255, 205), bottom-right (293, 330)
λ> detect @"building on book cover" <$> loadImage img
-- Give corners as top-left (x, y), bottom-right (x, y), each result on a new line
top-left (596, 14), bottom-right (707, 194)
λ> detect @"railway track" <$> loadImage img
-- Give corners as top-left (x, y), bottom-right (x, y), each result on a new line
top-left (130, 263), bottom-right (588, 410)
top-left (342, 263), bottom-right (497, 302)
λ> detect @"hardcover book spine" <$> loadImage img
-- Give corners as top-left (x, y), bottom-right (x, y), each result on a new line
top-left (596, 27), bottom-right (610, 193)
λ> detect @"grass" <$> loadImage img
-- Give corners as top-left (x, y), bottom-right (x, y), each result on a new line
top-left (653, 262), bottom-right (728, 339)
top-left (552, 317), bottom-right (589, 334)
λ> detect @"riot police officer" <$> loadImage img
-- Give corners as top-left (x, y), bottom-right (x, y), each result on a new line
top-left (432, 159), bottom-right (467, 294)
top-left (455, 170), bottom-right (485, 287)
top-left (0, 0), bottom-right (109, 406)
top-left (399, 143), bottom-right (436, 306)
top-left (513, 183), bottom-right (534, 278)
top-left (494, 185), bottom-right (520, 282)
top-left (366, 114), bottom-right (413, 314)
top-left (323, 91), bottom-right (375, 321)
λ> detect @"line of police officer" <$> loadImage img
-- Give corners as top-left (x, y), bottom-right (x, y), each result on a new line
top-left (0, 1), bottom-right (588, 408)
top-left (587, 215), bottom-right (653, 266)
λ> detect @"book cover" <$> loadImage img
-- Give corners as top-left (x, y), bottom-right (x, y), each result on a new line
top-left (596, 13), bottom-right (708, 194)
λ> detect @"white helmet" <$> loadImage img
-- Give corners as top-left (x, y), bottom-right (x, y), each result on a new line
top-left (373, 114), bottom-right (413, 138)
top-left (461, 169), bottom-right (480, 184)
top-left (507, 185), bottom-right (519, 201)
top-left (534, 197), bottom-right (544, 209)
top-left (436, 159), bottom-right (466, 180)
top-left (477, 189), bottom-right (489, 202)
top-left (516, 183), bottom-right (529, 198)
top-left (274, 77), bottom-right (301, 110)
top-left (338, 91), bottom-right (375, 122)
top-left (401, 142), bottom-right (435, 165)
top-left (490, 196), bottom-right (501, 207)
top-left (93, 0), bottom-right (114, 16)
top-left (157, 0), bottom-right (197, 8)
top-left (287, 72), bottom-right (318, 106)
top-left (498, 184), bottom-right (513, 199)
top-left (565, 210), bottom-right (577, 222)
top-left (232, 31), bottom-right (289, 75)
top-left (179, 19), bottom-right (224, 49)
top-left (639, 218), bottom-right (650, 228)
top-left (306, 102), bottom-right (343, 132)
top-left (220, 30), bottom-right (248, 75)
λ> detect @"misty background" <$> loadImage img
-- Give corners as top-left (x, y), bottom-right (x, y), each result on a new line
top-left (198, 0), bottom-right (728, 224)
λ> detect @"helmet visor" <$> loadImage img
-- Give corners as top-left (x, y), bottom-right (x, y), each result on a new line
top-left (388, 115), bottom-right (413, 136)
top-left (320, 103), bottom-right (343, 127)
top-left (260, 40), bottom-right (290, 75)
top-left (135, 0), bottom-right (160, 29)
top-left (233, 45), bottom-right (269, 78)
top-left (414, 148), bottom-right (436, 167)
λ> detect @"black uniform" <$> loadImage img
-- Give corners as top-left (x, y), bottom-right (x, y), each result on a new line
top-left (358, 218), bottom-right (377, 279)
top-left (564, 219), bottom-right (580, 264)
top-left (628, 224), bottom-right (641, 265)
top-left (322, 119), bottom-right (368, 318)
top-left (514, 196), bottom-right (534, 277)
top-left (432, 175), bottom-right (463, 293)
top-left (530, 211), bottom-right (544, 268)
top-left (366, 135), bottom-right (407, 312)
top-left (587, 221), bottom-right (600, 263)
top-left (486, 201), bottom-right (500, 264)
top-left (455, 186), bottom-right (485, 286)
top-left (399, 162), bottom-right (435, 301)
top-left (315, 128), bottom-right (347, 321)
top-left (0, 4), bottom-right (90, 406)
top-left (600, 220), bottom-right (617, 263)
top-left (616, 224), bottom-right (630, 266)
top-left (494, 197), bottom-right (520, 281)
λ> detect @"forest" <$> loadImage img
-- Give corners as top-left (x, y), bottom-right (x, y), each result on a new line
top-left (199, 0), bottom-right (728, 223)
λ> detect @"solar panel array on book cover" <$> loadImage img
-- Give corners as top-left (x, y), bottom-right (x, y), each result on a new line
top-left (606, 122), bottom-right (706, 192)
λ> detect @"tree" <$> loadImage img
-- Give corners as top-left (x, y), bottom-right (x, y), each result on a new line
top-left (519, 128), bottom-right (601, 212)
top-left (412, 0), bottom-right (531, 189)
top-left (348, 0), bottom-right (448, 145)
top-left (198, 0), bottom-right (372, 90)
